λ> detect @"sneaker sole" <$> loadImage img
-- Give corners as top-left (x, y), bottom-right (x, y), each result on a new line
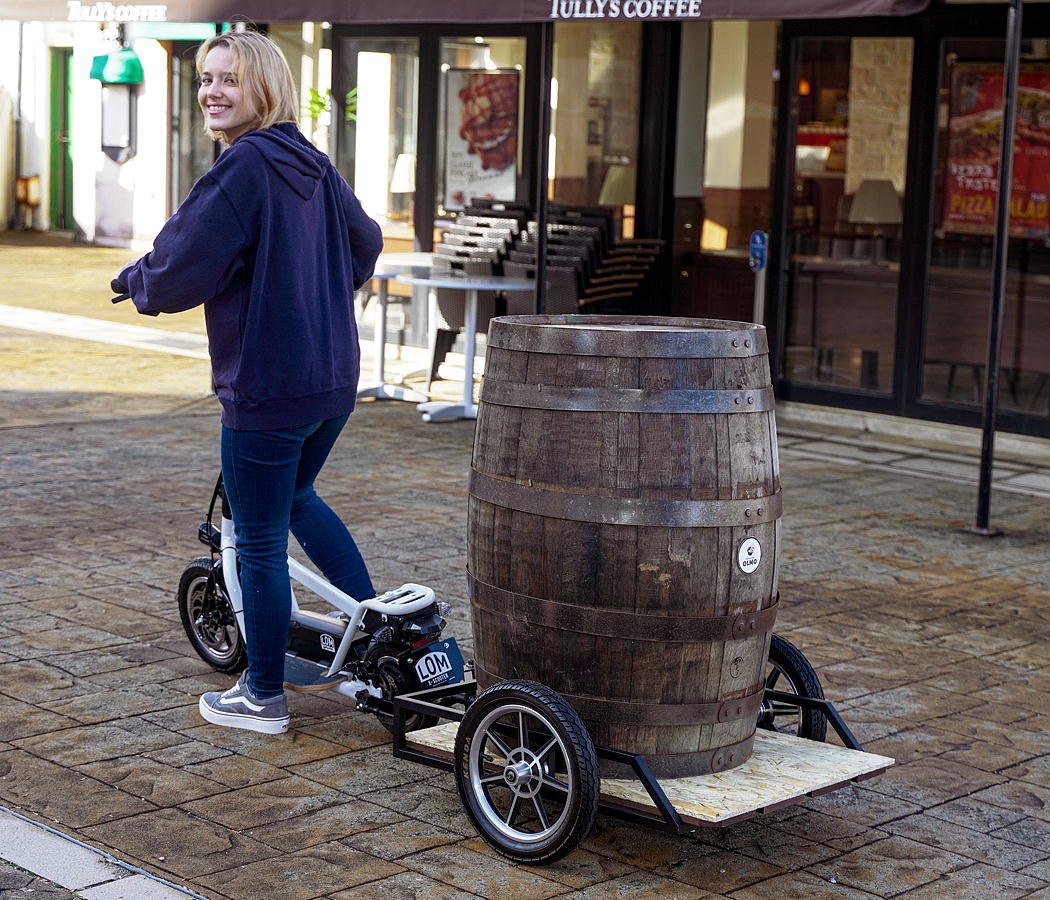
top-left (198, 696), bottom-right (289, 734)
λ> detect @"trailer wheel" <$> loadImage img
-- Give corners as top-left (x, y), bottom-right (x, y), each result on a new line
top-left (454, 680), bottom-right (599, 864)
top-left (758, 634), bottom-right (828, 742)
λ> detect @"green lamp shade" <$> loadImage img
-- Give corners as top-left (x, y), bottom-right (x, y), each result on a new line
top-left (90, 49), bottom-right (144, 85)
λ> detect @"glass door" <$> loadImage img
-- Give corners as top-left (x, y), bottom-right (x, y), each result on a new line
top-left (334, 37), bottom-right (420, 252)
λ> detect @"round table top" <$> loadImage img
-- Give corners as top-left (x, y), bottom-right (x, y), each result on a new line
top-left (395, 271), bottom-right (537, 291)
top-left (371, 252), bottom-right (437, 280)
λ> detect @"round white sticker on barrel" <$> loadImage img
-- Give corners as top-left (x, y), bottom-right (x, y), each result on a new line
top-left (737, 537), bottom-right (762, 574)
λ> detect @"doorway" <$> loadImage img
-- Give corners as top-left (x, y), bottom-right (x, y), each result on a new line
top-left (169, 40), bottom-right (217, 212)
top-left (48, 48), bottom-right (73, 231)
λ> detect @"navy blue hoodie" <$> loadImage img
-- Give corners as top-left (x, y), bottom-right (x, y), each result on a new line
top-left (122, 123), bottom-right (383, 430)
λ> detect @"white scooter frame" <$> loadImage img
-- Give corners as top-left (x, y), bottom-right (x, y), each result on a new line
top-left (215, 505), bottom-right (451, 702)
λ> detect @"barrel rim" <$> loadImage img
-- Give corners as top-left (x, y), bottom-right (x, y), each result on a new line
top-left (486, 314), bottom-right (769, 358)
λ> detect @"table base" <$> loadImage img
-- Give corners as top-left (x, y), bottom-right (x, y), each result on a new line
top-left (416, 400), bottom-right (477, 423)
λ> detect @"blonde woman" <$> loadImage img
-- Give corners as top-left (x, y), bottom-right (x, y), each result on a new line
top-left (118, 30), bottom-right (384, 734)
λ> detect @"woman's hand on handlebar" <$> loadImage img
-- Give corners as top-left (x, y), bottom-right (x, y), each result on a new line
top-left (110, 277), bottom-right (131, 304)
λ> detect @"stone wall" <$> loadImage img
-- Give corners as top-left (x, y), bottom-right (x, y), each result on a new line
top-left (845, 38), bottom-right (913, 195)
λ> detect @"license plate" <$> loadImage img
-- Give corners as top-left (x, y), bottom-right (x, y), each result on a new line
top-left (414, 639), bottom-right (464, 687)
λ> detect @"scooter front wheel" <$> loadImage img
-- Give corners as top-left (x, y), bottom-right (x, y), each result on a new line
top-left (178, 557), bottom-right (246, 674)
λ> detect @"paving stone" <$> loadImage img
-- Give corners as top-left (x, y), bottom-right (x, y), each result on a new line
top-left (0, 749), bottom-right (154, 828)
top-left (180, 775), bottom-right (358, 832)
top-left (807, 834), bottom-right (972, 895)
top-left (968, 780), bottom-right (1050, 824)
top-left (13, 717), bottom-right (185, 767)
top-left (81, 806), bottom-right (280, 880)
top-left (245, 798), bottom-right (404, 852)
top-left (395, 843), bottom-right (570, 898)
top-left (883, 811), bottom-right (1048, 870)
top-left (892, 862), bottom-right (1047, 899)
top-left (558, 868), bottom-right (716, 898)
top-left (330, 869), bottom-right (485, 899)
top-left (75, 754), bottom-right (227, 807)
top-left (652, 844), bottom-right (787, 892)
top-left (863, 757), bottom-right (1007, 808)
top-left (730, 868), bottom-right (880, 898)
top-left (199, 839), bottom-right (407, 898)
top-left (0, 698), bottom-right (79, 741)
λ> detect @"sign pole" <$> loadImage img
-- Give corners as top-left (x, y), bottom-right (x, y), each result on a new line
top-left (972, 0), bottom-right (1022, 537)
top-left (749, 230), bottom-right (768, 324)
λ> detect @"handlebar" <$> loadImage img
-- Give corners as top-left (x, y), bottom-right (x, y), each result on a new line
top-left (110, 278), bottom-right (131, 304)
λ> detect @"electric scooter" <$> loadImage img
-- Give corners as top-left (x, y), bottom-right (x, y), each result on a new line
top-left (179, 473), bottom-right (468, 732)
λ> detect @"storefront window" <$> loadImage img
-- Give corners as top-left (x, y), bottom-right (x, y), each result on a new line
top-left (550, 22), bottom-right (641, 237)
top-left (784, 37), bottom-right (913, 393)
top-left (925, 38), bottom-right (1050, 417)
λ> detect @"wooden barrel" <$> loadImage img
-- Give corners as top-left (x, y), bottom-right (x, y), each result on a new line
top-left (467, 315), bottom-right (781, 777)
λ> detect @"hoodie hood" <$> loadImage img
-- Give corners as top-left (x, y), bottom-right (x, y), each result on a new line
top-left (238, 123), bottom-right (325, 200)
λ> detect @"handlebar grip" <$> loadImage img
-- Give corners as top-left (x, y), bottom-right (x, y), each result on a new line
top-left (110, 278), bottom-right (131, 304)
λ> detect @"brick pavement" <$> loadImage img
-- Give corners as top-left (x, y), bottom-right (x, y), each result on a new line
top-left (0, 232), bottom-right (1048, 898)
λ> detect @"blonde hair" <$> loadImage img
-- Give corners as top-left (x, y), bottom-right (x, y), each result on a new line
top-left (196, 30), bottom-right (298, 142)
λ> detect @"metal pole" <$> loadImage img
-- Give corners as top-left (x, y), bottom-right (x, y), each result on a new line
top-left (11, 22), bottom-right (24, 231)
top-left (533, 21), bottom-right (553, 314)
top-left (973, 0), bottom-right (1022, 536)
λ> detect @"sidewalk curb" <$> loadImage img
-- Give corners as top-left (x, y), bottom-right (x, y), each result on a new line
top-left (0, 807), bottom-right (205, 899)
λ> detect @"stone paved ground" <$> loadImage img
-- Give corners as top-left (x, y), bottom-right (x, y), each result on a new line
top-left (0, 232), bottom-right (1048, 898)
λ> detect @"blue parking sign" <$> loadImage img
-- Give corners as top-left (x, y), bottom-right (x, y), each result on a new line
top-left (749, 230), bottom-right (768, 273)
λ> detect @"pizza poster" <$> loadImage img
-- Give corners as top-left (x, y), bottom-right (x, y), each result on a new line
top-left (444, 69), bottom-right (519, 211)
top-left (944, 63), bottom-right (1050, 238)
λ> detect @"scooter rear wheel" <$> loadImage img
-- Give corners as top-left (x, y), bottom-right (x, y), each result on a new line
top-left (178, 557), bottom-right (246, 674)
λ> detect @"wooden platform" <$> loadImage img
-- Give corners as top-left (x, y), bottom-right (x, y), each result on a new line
top-left (406, 724), bottom-right (894, 828)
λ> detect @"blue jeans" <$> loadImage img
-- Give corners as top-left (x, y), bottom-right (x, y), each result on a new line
top-left (220, 414), bottom-right (374, 699)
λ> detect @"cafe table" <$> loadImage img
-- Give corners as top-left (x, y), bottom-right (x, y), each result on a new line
top-left (356, 252), bottom-right (435, 403)
top-left (394, 269), bottom-right (536, 422)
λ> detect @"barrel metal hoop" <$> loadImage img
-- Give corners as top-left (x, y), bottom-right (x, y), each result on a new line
top-left (554, 684), bottom-right (766, 727)
top-left (642, 730), bottom-right (760, 772)
top-left (478, 381), bottom-right (776, 414)
top-left (467, 573), bottom-right (778, 643)
top-left (469, 470), bottom-right (783, 527)
top-left (635, 735), bottom-right (757, 776)
top-left (487, 315), bottom-right (769, 358)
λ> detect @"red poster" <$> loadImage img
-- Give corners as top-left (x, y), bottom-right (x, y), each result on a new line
top-left (944, 63), bottom-right (1050, 239)
top-left (444, 70), bottom-right (519, 211)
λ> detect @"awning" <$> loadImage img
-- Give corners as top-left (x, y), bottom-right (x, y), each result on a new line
top-left (1, 0), bottom-right (931, 25)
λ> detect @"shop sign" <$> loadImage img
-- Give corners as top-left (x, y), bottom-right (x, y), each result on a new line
top-left (66, 1), bottom-right (167, 21)
top-left (548, 0), bottom-right (704, 19)
top-left (944, 62), bottom-right (1050, 240)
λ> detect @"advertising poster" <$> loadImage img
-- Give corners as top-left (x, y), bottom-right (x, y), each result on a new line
top-left (944, 63), bottom-right (1050, 238)
top-left (444, 69), bottom-right (519, 210)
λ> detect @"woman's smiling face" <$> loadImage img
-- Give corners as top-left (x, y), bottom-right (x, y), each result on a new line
top-left (198, 45), bottom-right (257, 143)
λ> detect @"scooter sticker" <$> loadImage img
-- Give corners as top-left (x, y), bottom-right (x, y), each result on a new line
top-left (415, 650), bottom-right (454, 686)
top-left (737, 537), bottom-right (762, 574)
